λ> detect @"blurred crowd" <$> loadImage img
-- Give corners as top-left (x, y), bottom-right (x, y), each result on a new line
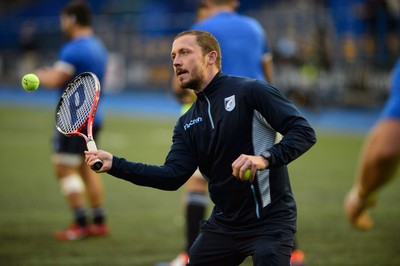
top-left (1, 0), bottom-right (399, 109)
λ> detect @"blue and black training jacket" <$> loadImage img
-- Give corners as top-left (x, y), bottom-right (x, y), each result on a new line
top-left (109, 72), bottom-right (317, 232)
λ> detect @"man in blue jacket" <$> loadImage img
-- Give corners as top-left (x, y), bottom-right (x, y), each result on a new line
top-left (86, 30), bottom-right (316, 266)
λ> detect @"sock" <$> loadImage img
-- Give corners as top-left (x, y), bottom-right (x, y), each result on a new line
top-left (185, 192), bottom-right (207, 252)
top-left (92, 206), bottom-right (106, 225)
top-left (73, 207), bottom-right (87, 227)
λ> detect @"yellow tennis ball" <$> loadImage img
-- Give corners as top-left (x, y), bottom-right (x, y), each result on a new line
top-left (243, 169), bottom-right (251, 181)
top-left (22, 74), bottom-right (40, 92)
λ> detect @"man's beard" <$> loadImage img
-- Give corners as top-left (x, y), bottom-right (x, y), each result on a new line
top-left (181, 77), bottom-right (201, 91)
top-left (179, 68), bottom-right (203, 91)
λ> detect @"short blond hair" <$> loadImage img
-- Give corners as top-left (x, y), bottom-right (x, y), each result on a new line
top-left (174, 30), bottom-right (222, 69)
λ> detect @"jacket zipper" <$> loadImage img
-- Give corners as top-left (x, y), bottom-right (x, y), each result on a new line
top-left (204, 95), bottom-right (215, 129)
top-left (250, 184), bottom-right (261, 219)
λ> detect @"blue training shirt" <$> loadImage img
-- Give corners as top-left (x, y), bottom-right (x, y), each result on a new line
top-left (58, 36), bottom-right (108, 125)
top-left (192, 11), bottom-right (270, 81)
top-left (380, 58), bottom-right (400, 119)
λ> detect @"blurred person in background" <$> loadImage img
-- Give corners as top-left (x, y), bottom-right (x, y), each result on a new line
top-left (34, 0), bottom-right (109, 240)
top-left (345, 57), bottom-right (400, 230)
top-left (167, 1), bottom-right (303, 266)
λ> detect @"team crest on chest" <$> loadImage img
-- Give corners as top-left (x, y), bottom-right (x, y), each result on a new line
top-left (224, 95), bottom-right (236, 112)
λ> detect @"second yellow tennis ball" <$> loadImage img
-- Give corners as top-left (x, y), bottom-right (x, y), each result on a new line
top-left (22, 74), bottom-right (40, 92)
top-left (243, 169), bottom-right (251, 181)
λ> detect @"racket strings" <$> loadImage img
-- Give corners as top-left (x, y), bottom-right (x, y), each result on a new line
top-left (56, 76), bottom-right (97, 134)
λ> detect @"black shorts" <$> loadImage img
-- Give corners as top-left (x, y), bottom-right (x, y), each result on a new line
top-left (188, 221), bottom-right (294, 266)
top-left (52, 125), bottom-right (101, 155)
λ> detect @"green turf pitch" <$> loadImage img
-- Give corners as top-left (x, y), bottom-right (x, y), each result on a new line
top-left (0, 106), bottom-right (399, 266)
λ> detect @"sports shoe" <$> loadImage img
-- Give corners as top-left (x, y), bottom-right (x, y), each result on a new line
top-left (169, 252), bottom-right (189, 266)
top-left (54, 224), bottom-right (89, 241)
top-left (290, 249), bottom-right (305, 266)
top-left (344, 188), bottom-right (376, 230)
top-left (88, 223), bottom-right (109, 237)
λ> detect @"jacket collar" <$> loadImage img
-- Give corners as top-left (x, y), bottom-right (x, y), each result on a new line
top-left (196, 71), bottom-right (226, 99)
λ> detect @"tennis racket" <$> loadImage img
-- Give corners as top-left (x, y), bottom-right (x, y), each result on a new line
top-left (55, 72), bottom-right (103, 170)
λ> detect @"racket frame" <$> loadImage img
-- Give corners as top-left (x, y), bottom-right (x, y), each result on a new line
top-left (55, 72), bottom-right (103, 170)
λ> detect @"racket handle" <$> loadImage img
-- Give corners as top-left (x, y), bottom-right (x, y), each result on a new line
top-left (93, 160), bottom-right (103, 171)
top-left (87, 139), bottom-right (103, 171)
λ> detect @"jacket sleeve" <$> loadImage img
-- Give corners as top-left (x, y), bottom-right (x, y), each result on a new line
top-left (107, 122), bottom-right (198, 191)
top-left (251, 81), bottom-right (317, 168)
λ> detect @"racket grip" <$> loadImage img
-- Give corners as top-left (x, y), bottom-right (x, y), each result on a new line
top-left (86, 139), bottom-right (98, 151)
top-left (87, 139), bottom-right (103, 171)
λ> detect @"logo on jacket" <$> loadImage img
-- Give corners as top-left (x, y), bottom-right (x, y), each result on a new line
top-left (184, 117), bottom-right (203, 130)
top-left (224, 95), bottom-right (236, 112)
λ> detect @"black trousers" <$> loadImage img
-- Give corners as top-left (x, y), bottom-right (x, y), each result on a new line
top-left (188, 223), bottom-right (294, 266)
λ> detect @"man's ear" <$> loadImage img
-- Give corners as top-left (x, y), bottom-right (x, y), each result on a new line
top-left (208, 51), bottom-right (218, 65)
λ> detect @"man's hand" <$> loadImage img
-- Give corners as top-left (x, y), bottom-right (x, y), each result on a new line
top-left (85, 150), bottom-right (113, 172)
top-left (231, 154), bottom-right (269, 182)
